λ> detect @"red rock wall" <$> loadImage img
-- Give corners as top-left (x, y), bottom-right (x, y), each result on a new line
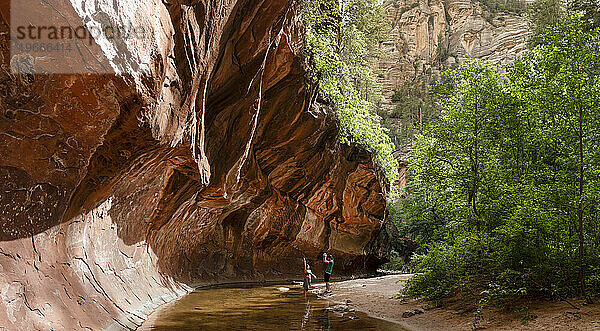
top-left (0, 0), bottom-right (394, 329)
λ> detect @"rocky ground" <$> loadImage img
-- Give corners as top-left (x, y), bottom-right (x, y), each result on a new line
top-left (318, 274), bottom-right (600, 331)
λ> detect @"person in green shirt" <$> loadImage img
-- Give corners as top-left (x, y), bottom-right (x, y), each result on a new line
top-left (323, 253), bottom-right (334, 294)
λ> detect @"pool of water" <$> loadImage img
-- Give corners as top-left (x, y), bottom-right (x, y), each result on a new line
top-left (142, 284), bottom-right (406, 330)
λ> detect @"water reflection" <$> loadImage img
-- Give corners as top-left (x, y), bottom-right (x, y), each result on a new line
top-left (301, 299), bottom-right (311, 329)
top-left (144, 284), bottom-right (405, 330)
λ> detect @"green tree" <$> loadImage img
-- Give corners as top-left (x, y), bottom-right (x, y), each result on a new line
top-left (478, 0), bottom-right (527, 15)
top-left (402, 17), bottom-right (600, 303)
top-left (303, 0), bottom-right (399, 182)
top-left (386, 81), bottom-right (441, 147)
top-left (526, 0), bottom-right (565, 47)
top-left (527, 0), bottom-right (600, 47)
top-left (567, 0), bottom-right (600, 31)
top-left (408, 62), bottom-right (508, 235)
top-left (510, 17), bottom-right (600, 297)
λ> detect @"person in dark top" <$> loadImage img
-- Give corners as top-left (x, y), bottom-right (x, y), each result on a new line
top-left (323, 253), bottom-right (334, 294)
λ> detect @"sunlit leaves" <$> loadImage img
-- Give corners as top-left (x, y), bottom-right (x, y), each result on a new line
top-left (303, 0), bottom-right (399, 183)
top-left (403, 17), bottom-right (600, 300)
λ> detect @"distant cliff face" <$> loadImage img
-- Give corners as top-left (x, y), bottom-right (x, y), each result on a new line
top-left (378, 0), bottom-right (529, 192)
top-left (0, 0), bottom-right (393, 329)
top-left (378, 0), bottom-right (529, 107)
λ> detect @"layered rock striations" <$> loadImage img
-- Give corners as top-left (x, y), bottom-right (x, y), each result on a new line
top-left (378, 0), bottom-right (529, 108)
top-left (0, 0), bottom-right (392, 329)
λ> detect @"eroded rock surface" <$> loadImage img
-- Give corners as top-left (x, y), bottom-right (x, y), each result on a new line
top-left (0, 0), bottom-right (392, 329)
top-left (378, 0), bottom-right (529, 107)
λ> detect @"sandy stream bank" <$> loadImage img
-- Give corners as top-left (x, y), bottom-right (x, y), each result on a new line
top-left (321, 274), bottom-right (600, 331)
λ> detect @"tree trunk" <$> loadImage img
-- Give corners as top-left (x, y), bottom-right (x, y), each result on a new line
top-left (473, 94), bottom-right (481, 233)
top-left (577, 94), bottom-right (586, 298)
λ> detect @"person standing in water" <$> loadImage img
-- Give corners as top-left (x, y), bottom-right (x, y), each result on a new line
top-left (303, 258), bottom-right (317, 294)
top-left (323, 253), bottom-right (334, 294)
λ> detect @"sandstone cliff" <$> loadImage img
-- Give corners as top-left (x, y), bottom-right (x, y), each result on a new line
top-left (378, 0), bottom-right (529, 108)
top-left (378, 0), bottom-right (529, 196)
top-left (0, 0), bottom-right (392, 329)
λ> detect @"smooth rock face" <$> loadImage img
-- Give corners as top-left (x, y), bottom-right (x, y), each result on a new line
top-left (0, 199), bottom-right (191, 330)
top-left (378, 0), bottom-right (529, 107)
top-left (0, 0), bottom-right (392, 329)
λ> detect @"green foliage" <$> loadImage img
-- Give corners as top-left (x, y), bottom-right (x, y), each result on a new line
top-left (527, 0), bottom-right (600, 47)
top-left (302, 0), bottom-right (399, 182)
top-left (515, 306), bottom-right (538, 324)
top-left (381, 250), bottom-right (409, 270)
top-left (526, 0), bottom-right (565, 47)
top-left (402, 17), bottom-right (600, 307)
top-left (567, 0), bottom-right (600, 31)
top-left (478, 0), bottom-right (527, 15)
top-left (384, 81), bottom-right (441, 147)
top-left (403, 243), bottom-right (467, 302)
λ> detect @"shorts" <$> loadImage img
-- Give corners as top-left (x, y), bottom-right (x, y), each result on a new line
top-left (303, 277), bottom-right (310, 290)
top-left (324, 272), bottom-right (331, 282)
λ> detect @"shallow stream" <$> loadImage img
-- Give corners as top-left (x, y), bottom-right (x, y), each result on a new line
top-left (143, 283), bottom-right (406, 330)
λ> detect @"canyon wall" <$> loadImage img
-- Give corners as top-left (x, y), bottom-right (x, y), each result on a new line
top-left (0, 0), bottom-right (392, 329)
top-left (378, 0), bottom-right (529, 108)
